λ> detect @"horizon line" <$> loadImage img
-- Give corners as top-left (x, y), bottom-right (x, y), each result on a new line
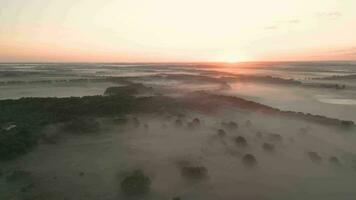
top-left (1, 59), bottom-right (356, 65)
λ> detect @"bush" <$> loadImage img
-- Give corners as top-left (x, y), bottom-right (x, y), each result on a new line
top-left (217, 129), bottom-right (226, 137)
top-left (222, 121), bottom-right (238, 130)
top-left (120, 170), bottom-right (151, 196)
top-left (268, 133), bottom-right (283, 142)
top-left (181, 166), bottom-right (208, 179)
top-left (235, 136), bottom-right (247, 147)
top-left (262, 143), bottom-right (275, 152)
top-left (0, 127), bottom-right (38, 161)
top-left (329, 156), bottom-right (340, 165)
top-left (242, 154), bottom-right (257, 167)
top-left (307, 152), bottom-right (322, 163)
top-left (175, 119), bottom-right (183, 127)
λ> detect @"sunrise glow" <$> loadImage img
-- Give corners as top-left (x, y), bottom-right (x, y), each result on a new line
top-left (2, 1), bottom-right (356, 198)
top-left (213, 52), bottom-right (250, 63)
top-left (1, 0), bottom-right (356, 62)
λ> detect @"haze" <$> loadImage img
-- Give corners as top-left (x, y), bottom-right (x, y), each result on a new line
top-left (1, 0), bottom-right (356, 62)
top-left (2, 1), bottom-right (356, 200)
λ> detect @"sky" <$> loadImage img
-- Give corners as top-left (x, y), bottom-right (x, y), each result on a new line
top-left (0, 0), bottom-right (356, 62)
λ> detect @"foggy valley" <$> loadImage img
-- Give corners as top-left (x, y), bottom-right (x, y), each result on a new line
top-left (1, 62), bottom-right (356, 200)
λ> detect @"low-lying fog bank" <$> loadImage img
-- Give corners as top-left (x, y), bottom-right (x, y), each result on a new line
top-left (2, 63), bottom-right (356, 200)
top-left (2, 112), bottom-right (356, 200)
top-left (3, 66), bottom-right (356, 122)
top-left (1, 82), bottom-right (356, 200)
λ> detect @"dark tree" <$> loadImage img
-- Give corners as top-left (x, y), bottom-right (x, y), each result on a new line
top-left (120, 170), bottom-right (151, 196)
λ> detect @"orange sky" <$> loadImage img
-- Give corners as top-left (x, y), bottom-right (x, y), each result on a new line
top-left (1, 0), bottom-right (356, 62)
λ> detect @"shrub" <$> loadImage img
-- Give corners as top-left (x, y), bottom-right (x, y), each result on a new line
top-left (268, 133), bottom-right (283, 142)
top-left (307, 152), bottom-right (322, 163)
top-left (235, 136), bottom-right (248, 147)
top-left (175, 119), bottom-right (183, 127)
top-left (0, 127), bottom-right (38, 161)
top-left (262, 143), bottom-right (275, 152)
top-left (329, 156), bottom-right (340, 165)
top-left (222, 121), bottom-right (238, 130)
top-left (217, 129), bottom-right (226, 137)
top-left (120, 170), bottom-right (151, 196)
top-left (242, 154), bottom-right (257, 167)
top-left (181, 166), bottom-right (208, 179)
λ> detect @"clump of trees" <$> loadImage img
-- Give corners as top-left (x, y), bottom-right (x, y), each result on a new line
top-left (242, 154), bottom-right (257, 167)
top-left (268, 133), bottom-right (283, 142)
top-left (329, 156), bottom-right (341, 165)
top-left (181, 166), bottom-right (208, 180)
top-left (175, 119), bottom-right (183, 127)
top-left (0, 127), bottom-right (38, 161)
top-left (0, 90), bottom-right (182, 161)
top-left (235, 136), bottom-right (248, 147)
top-left (217, 129), bottom-right (226, 137)
top-left (222, 121), bottom-right (238, 130)
top-left (120, 170), bottom-right (151, 196)
top-left (104, 83), bottom-right (153, 96)
top-left (245, 120), bottom-right (252, 127)
top-left (187, 118), bottom-right (200, 130)
top-left (307, 152), bottom-right (322, 163)
top-left (262, 143), bottom-right (275, 152)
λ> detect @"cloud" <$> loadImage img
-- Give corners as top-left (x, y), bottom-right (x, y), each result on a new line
top-left (332, 47), bottom-right (356, 56)
top-left (317, 11), bottom-right (342, 19)
top-left (264, 19), bottom-right (299, 31)
top-left (305, 47), bottom-right (356, 60)
top-left (264, 26), bottom-right (278, 30)
top-left (279, 19), bottom-right (300, 24)
top-left (311, 47), bottom-right (356, 60)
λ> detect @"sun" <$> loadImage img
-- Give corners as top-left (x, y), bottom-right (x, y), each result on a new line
top-left (224, 56), bottom-right (242, 63)
top-left (214, 53), bottom-right (249, 63)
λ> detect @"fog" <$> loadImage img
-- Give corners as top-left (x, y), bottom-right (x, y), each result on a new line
top-left (219, 82), bottom-right (356, 122)
top-left (1, 62), bottom-right (356, 200)
top-left (4, 111), bottom-right (356, 200)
